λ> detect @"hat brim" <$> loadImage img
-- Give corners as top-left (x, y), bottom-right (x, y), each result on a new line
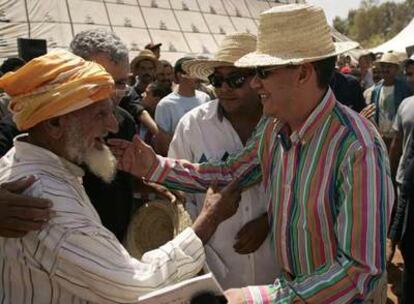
top-left (130, 55), bottom-right (158, 69)
top-left (182, 59), bottom-right (234, 81)
top-left (235, 41), bottom-right (359, 67)
top-left (375, 60), bottom-right (400, 65)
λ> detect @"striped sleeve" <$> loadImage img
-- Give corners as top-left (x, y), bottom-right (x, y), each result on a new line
top-left (241, 140), bottom-right (394, 303)
top-left (146, 117), bottom-right (270, 192)
top-left (51, 227), bottom-right (204, 303)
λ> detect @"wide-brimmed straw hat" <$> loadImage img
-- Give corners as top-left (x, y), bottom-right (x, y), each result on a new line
top-left (130, 49), bottom-right (158, 70)
top-left (125, 199), bottom-right (192, 259)
top-left (235, 4), bottom-right (359, 68)
top-left (376, 52), bottom-right (402, 66)
top-left (182, 33), bottom-right (257, 81)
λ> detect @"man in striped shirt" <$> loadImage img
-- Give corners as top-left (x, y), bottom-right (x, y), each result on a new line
top-left (0, 50), bottom-right (241, 303)
top-left (109, 4), bottom-right (394, 303)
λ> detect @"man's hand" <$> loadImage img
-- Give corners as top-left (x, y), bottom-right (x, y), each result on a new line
top-left (192, 180), bottom-right (242, 244)
top-left (224, 288), bottom-right (246, 304)
top-left (0, 176), bottom-right (52, 238)
top-left (234, 213), bottom-right (269, 254)
top-left (360, 103), bottom-right (376, 120)
top-left (108, 135), bottom-right (157, 178)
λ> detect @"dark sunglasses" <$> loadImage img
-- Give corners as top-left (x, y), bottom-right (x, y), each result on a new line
top-left (255, 65), bottom-right (296, 79)
top-left (208, 72), bottom-right (254, 89)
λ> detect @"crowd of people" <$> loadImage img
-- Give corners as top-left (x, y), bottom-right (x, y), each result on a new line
top-left (0, 3), bottom-right (412, 303)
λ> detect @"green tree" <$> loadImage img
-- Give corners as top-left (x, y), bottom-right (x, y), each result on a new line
top-left (334, 0), bottom-right (414, 48)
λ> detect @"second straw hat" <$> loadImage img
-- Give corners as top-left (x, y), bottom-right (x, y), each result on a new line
top-left (183, 33), bottom-right (257, 81)
top-left (236, 4), bottom-right (359, 68)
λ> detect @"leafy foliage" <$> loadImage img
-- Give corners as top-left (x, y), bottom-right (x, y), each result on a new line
top-left (333, 0), bottom-right (414, 48)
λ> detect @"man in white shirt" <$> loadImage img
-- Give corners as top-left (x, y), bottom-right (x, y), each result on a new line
top-left (153, 57), bottom-right (210, 155)
top-left (168, 33), bottom-right (280, 289)
top-left (368, 53), bottom-right (412, 148)
top-left (0, 50), bottom-right (241, 303)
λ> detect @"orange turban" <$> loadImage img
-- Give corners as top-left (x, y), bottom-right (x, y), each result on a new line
top-left (0, 50), bottom-right (114, 131)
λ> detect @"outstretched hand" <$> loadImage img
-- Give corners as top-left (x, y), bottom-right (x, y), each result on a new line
top-left (0, 176), bottom-right (52, 238)
top-left (108, 135), bottom-right (157, 178)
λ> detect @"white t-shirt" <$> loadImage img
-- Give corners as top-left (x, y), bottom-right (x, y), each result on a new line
top-left (393, 96), bottom-right (414, 184)
top-left (378, 85), bottom-right (395, 138)
top-left (155, 90), bottom-right (210, 134)
top-left (168, 100), bottom-right (280, 289)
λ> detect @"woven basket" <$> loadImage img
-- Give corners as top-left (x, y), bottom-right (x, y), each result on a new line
top-left (125, 199), bottom-right (192, 259)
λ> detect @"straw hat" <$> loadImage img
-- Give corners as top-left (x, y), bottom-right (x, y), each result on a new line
top-left (130, 49), bottom-right (158, 70)
top-left (182, 33), bottom-right (257, 81)
top-left (125, 199), bottom-right (192, 259)
top-left (235, 4), bottom-right (359, 68)
top-left (376, 52), bottom-right (401, 66)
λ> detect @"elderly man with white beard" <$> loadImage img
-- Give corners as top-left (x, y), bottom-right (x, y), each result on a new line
top-left (0, 50), bottom-right (242, 304)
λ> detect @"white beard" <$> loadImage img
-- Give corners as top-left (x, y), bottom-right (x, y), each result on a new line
top-left (65, 123), bottom-right (117, 183)
top-left (83, 144), bottom-right (117, 183)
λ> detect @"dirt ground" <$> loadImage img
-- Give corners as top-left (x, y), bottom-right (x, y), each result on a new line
top-left (387, 242), bottom-right (404, 304)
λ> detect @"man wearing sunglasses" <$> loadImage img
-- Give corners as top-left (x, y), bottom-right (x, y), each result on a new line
top-left (168, 33), bottom-right (280, 290)
top-left (109, 4), bottom-right (393, 303)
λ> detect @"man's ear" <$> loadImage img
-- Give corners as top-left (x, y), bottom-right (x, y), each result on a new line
top-left (297, 63), bottom-right (314, 86)
top-left (43, 117), bottom-right (65, 139)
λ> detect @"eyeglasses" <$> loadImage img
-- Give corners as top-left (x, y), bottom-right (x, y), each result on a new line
top-left (254, 65), bottom-right (297, 79)
top-left (208, 72), bottom-right (254, 89)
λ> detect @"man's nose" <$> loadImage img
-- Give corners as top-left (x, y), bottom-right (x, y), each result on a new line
top-left (107, 112), bottom-right (119, 134)
top-left (250, 75), bottom-right (262, 89)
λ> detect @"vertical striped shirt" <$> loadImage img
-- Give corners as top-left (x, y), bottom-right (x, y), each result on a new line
top-left (0, 137), bottom-right (205, 304)
top-left (146, 89), bottom-right (394, 303)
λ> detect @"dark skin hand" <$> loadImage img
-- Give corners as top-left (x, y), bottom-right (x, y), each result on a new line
top-left (192, 180), bottom-right (242, 245)
top-left (0, 176), bottom-right (52, 238)
top-left (234, 213), bottom-right (269, 254)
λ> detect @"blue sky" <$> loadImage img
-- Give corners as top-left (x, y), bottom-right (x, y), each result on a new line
top-left (307, 0), bottom-right (405, 23)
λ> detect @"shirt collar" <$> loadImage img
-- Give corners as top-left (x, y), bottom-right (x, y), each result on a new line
top-left (13, 135), bottom-right (85, 178)
top-left (202, 99), bottom-right (223, 121)
top-left (278, 88), bottom-right (336, 148)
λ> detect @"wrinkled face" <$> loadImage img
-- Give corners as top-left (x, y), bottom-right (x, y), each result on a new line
top-left (91, 54), bottom-right (130, 105)
top-left (250, 65), bottom-right (300, 118)
top-left (63, 99), bottom-right (119, 183)
top-left (133, 59), bottom-right (156, 84)
top-left (379, 62), bottom-right (399, 84)
top-left (211, 66), bottom-right (259, 115)
top-left (405, 63), bottom-right (414, 89)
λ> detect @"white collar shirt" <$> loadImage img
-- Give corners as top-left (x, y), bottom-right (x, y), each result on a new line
top-left (168, 100), bottom-right (280, 289)
top-left (0, 136), bottom-right (204, 303)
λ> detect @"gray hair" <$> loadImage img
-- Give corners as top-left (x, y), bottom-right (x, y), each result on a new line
top-left (70, 28), bottom-right (129, 63)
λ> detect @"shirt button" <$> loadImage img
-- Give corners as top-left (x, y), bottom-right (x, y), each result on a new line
top-left (244, 207), bottom-right (249, 212)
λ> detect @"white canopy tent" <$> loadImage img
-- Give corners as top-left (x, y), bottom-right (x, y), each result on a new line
top-left (371, 18), bottom-right (414, 54)
top-left (0, 0), bottom-right (305, 64)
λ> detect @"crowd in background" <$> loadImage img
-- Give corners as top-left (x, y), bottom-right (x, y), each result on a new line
top-left (0, 6), bottom-right (413, 301)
